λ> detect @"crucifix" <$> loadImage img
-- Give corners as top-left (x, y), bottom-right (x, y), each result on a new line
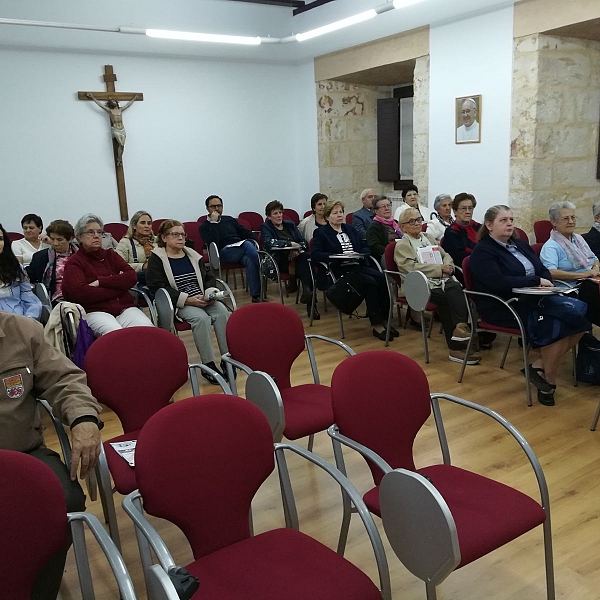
top-left (78, 65), bottom-right (143, 220)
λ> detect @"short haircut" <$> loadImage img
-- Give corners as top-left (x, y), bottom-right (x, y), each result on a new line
top-left (74, 213), bottom-right (104, 237)
top-left (372, 195), bottom-right (390, 211)
top-left (157, 219), bottom-right (183, 248)
top-left (21, 214), bottom-right (43, 229)
top-left (401, 185), bottom-right (419, 199)
top-left (452, 192), bottom-right (477, 212)
top-left (433, 194), bottom-right (452, 212)
top-left (399, 207), bottom-right (421, 224)
top-left (46, 220), bottom-right (74, 240)
top-left (360, 189), bottom-right (375, 201)
top-left (548, 201), bottom-right (576, 223)
top-left (265, 200), bottom-right (284, 217)
top-left (593, 201), bottom-right (600, 220)
top-left (323, 199), bottom-right (345, 220)
top-left (479, 205), bottom-right (512, 241)
top-left (205, 195), bottom-right (222, 209)
top-left (126, 210), bottom-right (154, 239)
top-left (310, 193), bottom-right (328, 211)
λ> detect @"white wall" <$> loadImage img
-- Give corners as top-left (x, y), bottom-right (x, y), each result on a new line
top-left (428, 6), bottom-right (514, 222)
top-left (0, 48), bottom-right (319, 231)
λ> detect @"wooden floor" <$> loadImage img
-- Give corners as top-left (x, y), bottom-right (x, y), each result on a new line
top-left (49, 283), bottom-right (600, 600)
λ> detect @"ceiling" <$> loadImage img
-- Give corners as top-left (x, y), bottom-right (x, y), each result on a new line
top-left (0, 0), bottom-right (518, 64)
top-left (545, 17), bottom-right (600, 43)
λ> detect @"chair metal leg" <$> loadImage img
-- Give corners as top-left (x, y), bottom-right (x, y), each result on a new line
top-left (499, 335), bottom-right (512, 369)
top-left (337, 310), bottom-right (345, 339)
top-left (590, 400), bottom-right (600, 431)
top-left (457, 325), bottom-right (477, 384)
top-left (425, 581), bottom-right (437, 600)
top-left (542, 516), bottom-right (556, 600)
top-left (521, 336), bottom-right (532, 407)
top-left (421, 311), bottom-right (429, 364)
top-left (427, 313), bottom-right (434, 338)
top-left (96, 452), bottom-right (122, 551)
top-left (71, 520), bottom-right (96, 600)
top-left (278, 279), bottom-right (285, 305)
top-left (572, 346), bottom-right (578, 387)
top-left (307, 434), bottom-right (315, 452)
top-left (332, 439), bottom-right (351, 556)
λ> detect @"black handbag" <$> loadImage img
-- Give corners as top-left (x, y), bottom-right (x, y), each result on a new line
top-left (576, 333), bottom-right (600, 384)
top-left (325, 272), bottom-right (366, 315)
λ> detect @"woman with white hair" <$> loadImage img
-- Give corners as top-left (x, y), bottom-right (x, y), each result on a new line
top-left (540, 201), bottom-right (600, 325)
top-left (62, 213), bottom-right (154, 335)
top-left (426, 193), bottom-right (454, 242)
top-left (585, 200), bottom-right (600, 260)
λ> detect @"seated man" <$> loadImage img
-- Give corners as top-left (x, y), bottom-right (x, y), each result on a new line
top-left (0, 310), bottom-right (101, 600)
top-left (199, 195), bottom-right (261, 303)
top-left (352, 189), bottom-right (377, 241)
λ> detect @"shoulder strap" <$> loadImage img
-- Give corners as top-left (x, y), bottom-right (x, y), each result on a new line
top-left (129, 237), bottom-right (138, 261)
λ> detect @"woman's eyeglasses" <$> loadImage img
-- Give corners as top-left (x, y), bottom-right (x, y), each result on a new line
top-left (402, 217), bottom-right (424, 226)
top-left (167, 232), bottom-right (188, 238)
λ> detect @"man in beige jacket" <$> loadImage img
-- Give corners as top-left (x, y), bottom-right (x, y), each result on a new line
top-left (0, 310), bottom-right (101, 600)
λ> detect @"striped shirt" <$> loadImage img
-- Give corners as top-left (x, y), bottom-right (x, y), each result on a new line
top-left (169, 255), bottom-right (202, 297)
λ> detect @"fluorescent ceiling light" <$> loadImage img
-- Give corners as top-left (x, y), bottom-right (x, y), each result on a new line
top-left (393, 0), bottom-right (426, 8)
top-left (146, 29), bottom-right (261, 45)
top-left (295, 9), bottom-right (377, 42)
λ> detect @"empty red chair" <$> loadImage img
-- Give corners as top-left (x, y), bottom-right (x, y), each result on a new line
top-left (183, 220), bottom-right (206, 257)
top-left (152, 218), bottom-right (166, 234)
top-left (283, 208), bottom-right (300, 225)
top-left (6, 231), bottom-right (23, 242)
top-left (345, 212), bottom-right (354, 225)
top-left (514, 227), bottom-right (529, 243)
top-left (103, 222), bottom-right (128, 241)
top-left (238, 211), bottom-right (264, 232)
top-left (303, 209), bottom-right (312, 219)
top-left (534, 220), bottom-right (553, 244)
top-left (531, 242), bottom-right (543, 257)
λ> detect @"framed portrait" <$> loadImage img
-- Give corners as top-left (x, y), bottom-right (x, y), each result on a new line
top-left (455, 95), bottom-right (481, 144)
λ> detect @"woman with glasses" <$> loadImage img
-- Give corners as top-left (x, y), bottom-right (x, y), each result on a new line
top-left (393, 185), bottom-right (428, 223)
top-left (540, 201), bottom-right (600, 326)
top-left (441, 193), bottom-right (480, 268)
top-left (62, 213), bottom-right (153, 336)
top-left (394, 208), bottom-right (479, 365)
top-left (366, 195), bottom-right (402, 263)
top-left (426, 194), bottom-right (454, 243)
top-left (147, 219), bottom-right (230, 384)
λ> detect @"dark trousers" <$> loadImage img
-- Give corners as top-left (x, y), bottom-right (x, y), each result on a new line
top-left (578, 279), bottom-right (600, 327)
top-left (273, 251), bottom-right (312, 288)
top-left (429, 278), bottom-right (469, 350)
top-left (28, 447), bottom-right (86, 600)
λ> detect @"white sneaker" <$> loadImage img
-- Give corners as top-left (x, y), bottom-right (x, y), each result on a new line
top-left (451, 322), bottom-right (471, 342)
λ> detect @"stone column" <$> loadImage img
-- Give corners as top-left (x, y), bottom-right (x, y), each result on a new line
top-left (413, 55), bottom-right (430, 203)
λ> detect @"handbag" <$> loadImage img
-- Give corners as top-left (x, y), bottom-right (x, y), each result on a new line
top-left (576, 333), bottom-right (600, 384)
top-left (533, 294), bottom-right (587, 325)
top-left (526, 294), bottom-right (588, 347)
top-left (325, 272), bottom-right (366, 315)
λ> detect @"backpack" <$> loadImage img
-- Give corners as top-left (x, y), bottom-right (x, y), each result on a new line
top-left (576, 333), bottom-right (600, 384)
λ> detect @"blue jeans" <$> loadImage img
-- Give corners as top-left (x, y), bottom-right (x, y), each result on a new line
top-left (220, 241), bottom-right (260, 298)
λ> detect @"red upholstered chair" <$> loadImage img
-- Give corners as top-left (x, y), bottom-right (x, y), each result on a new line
top-left (221, 303), bottom-right (354, 449)
top-left (123, 395), bottom-right (390, 600)
top-left (152, 218), bottom-right (167, 234)
top-left (0, 450), bottom-right (139, 600)
top-left (328, 352), bottom-right (554, 600)
top-left (459, 256), bottom-right (532, 405)
top-left (303, 209), bottom-right (312, 218)
top-left (237, 217), bottom-right (252, 231)
top-left (183, 220), bottom-right (207, 260)
top-left (514, 226), bottom-right (529, 243)
top-left (7, 231), bottom-right (23, 242)
top-left (345, 212), bottom-right (354, 225)
top-left (84, 327), bottom-right (190, 549)
top-left (283, 208), bottom-right (300, 225)
top-left (532, 242), bottom-right (544, 257)
top-left (534, 220), bottom-right (553, 244)
top-left (238, 211), bottom-right (264, 233)
top-left (197, 215), bottom-right (208, 225)
top-left (104, 222), bottom-right (128, 241)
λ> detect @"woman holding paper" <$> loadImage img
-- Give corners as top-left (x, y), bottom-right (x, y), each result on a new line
top-left (394, 208), bottom-right (479, 365)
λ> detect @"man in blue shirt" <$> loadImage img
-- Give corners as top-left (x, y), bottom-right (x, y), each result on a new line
top-left (352, 189), bottom-right (377, 240)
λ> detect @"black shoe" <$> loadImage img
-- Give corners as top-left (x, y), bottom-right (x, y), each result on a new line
top-left (407, 315), bottom-right (422, 330)
top-left (202, 362), bottom-right (223, 386)
top-left (251, 296), bottom-right (261, 303)
top-left (300, 288), bottom-right (313, 304)
top-left (520, 365), bottom-right (556, 393)
top-left (373, 329), bottom-right (390, 341)
top-left (220, 361), bottom-right (237, 382)
top-left (309, 303), bottom-right (321, 320)
top-left (537, 389), bottom-right (555, 406)
top-left (478, 332), bottom-right (496, 349)
top-left (389, 326), bottom-right (400, 338)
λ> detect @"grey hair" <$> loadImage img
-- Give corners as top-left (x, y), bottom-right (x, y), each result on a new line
top-left (548, 201), bottom-right (576, 223)
top-left (372, 195), bottom-right (389, 210)
top-left (126, 210), bottom-right (154, 239)
top-left (399, 207), bottom-right (421, 224)
top-left (593, 201), bottom-right (600, 220)
top-left (433, 194), bottom-right (452, 212)
top-left (462, 98), bottom-right (477, 110)
top-left (360, 189), bottom-right (375, 201)
top-left (74, 213), bottom-right (104, 237)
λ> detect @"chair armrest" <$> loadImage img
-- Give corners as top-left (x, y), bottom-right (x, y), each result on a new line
top-left (274, 442), bottom-right (391, 600)
top-left (220, 353), bottom-right (254, 395)
top-left (429, 393), bottom-right (550, 510)
top-left (154, 288), bottom-right (176, 332)
top-left (463, 290), bottom-right (526, 336)
top-left (245, 371), bottom-right (285, 442)
top-left (122, 491), bottom-right (178, 572)
top-left (68, 511), bottom-right (137, 600)
top-left (327, 425), bottom-right (393, 475)
top-left (304, 335), bottom-right (355, 384)
top-left (129, 286), bottom-right (157, 325)
top-left (188, 363), bottom-right (232, 396)
top-left (215, 278), bottom-right (237, 311)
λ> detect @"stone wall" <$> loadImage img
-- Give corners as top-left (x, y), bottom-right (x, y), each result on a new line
top-left (511, 34), bottom-right (600, 236)
top-left (413, 55), bottom-right (430, 205)
top-left (317, 80), bottom-right (394, 212)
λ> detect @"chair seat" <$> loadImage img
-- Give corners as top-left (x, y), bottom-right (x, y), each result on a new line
top-left (103, 432), bottom-right (140, 495)
top-left (280, 384), bottom-right (334, 440)
top-left (187, 528), bottom-right (381, 600)
top-left (363, 464), bottom-right (545, 568)
top-left (174, 319), bottom-right (192, 332)
top-left (478, 321), bottom-right (521, 335)
top-left (221, 262), bottom-right (245, 270)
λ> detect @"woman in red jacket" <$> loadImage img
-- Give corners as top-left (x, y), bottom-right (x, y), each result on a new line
top-left (62, 214), bottom-right (154, 336)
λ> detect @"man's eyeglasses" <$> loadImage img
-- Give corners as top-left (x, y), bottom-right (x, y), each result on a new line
top-left (208, 204), bottom-right (223, 209)
top-left (82, 230), bottom-right (104, 237)
top-left (402, 217), bottom-right (424, 226)
top-left (167, 232), bottom-right (188, 238)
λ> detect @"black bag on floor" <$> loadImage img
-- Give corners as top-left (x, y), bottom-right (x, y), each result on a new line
top-left (325, 272), bottom-right (365, 315)
top-left (576, 333), bottom-right (600, 384)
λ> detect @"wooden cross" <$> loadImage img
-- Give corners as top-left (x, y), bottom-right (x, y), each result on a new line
top-left (78, 65), bottom-right (143, 221)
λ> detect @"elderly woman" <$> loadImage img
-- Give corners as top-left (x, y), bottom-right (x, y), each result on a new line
top-left (540, 201), bottom-right (600, 326)
top-left (426, 194), bottom-right (454, 242)
top-left (62, 213), bottom-right (153, 336)
top-left (586, 200), bottom-right (600, 259)
top-left (298, 193), bottom-right (328, 243)
top-left (441, 193), bottom-right (480, 268)
top-left (312, 199), bottom-right (393, 341)
top-left (469, 205), bottom-right (588, 406)
top-left (394, 185), bottom-right (429, 223)
top-left (366, 195), bottom-right (402, 263)
top-left (260, 200), bottom-right (316, 316)
top-left (27, 220), bottom-right (77, 304)
top-left (0, 223), bottom-right (42, 319)
top-left (12, 213), bottom-right (50, 267)
top-left (394, 208), bottom-right (478, 365)
top-left (116, 210), bottom-right (156, 285)
top-left (147, 219), bottom-right (230, 384)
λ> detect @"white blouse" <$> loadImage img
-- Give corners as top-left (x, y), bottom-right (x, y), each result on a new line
top-left (11, 238), bottom-right (50, 267)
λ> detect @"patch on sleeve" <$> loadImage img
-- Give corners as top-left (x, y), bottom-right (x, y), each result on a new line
top-left (3, 374), bottom-right (25, 399)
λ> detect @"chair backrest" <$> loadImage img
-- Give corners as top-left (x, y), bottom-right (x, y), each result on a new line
top-left (461, 256), bottom-right (473, 290)
top-left (152, 219), bottom-right (167, 234)
top-left (303, 210), bottom-right (312, 219)
top-left (104, 222), bottom-right (128, 241)
top-left (383, 242), bottom-right (402, 287)
top-left (7, 231), bottom-right (24, 242)
top-left (345, 212), bottom-right (354, 225)
top-left (238, 211), bottom-right (264, 231)
top-left (531, 242), bottom-right (543, 257)
top-left (226, 304), bottom-right (306, 389)
top-left (421, 223), bottom-right (428, 232)
top-left (237, 217), bottom-right (252, 231)
top-left (135, 395), bottom-right (275, 559)
top-left (0, 450), bottom-right (69, 599)
top-left (331, 352), bottom-right (432, 485)
top-left (197, 215), bottom-right (208, 225)
top-left (245, 371), bottom-right (285, 442)
top-left (513, 227), bottom-right (529, 243)
top-left (84, 328), bottom-right (189, 432)
top-left (283, 208), bottom-right (300, 225)
top-left (403, 271), bottom-right (431, 312)
top-left (183, 221), bottom-right (204, 253)
top-left (533, 220), bottom-right (552, 244)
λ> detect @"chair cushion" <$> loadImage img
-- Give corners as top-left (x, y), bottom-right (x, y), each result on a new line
top-left (280, 384), bottom-right (334, 440)
top-left (175, 320), bottom-right (192, 332)
top-left (478, 321), bottom-right (520, 335)
top-left (103, 432), bottom-right (139, 495)
top-left (363, 464), bottom-right (546, 568)
top-left (187, 528), bottom-right (382, 600)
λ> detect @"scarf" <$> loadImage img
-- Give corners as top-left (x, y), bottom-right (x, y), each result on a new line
top-left (435, 213), bottom-right (454, 228)
top-left (374, 215), bottom-right (403, 236)
top-left (450, 220), bottom-right (479, 246)
top-left (549, 229), bottom-right (591, 270)
top-left (133, 232), bottom-right (155, 259)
